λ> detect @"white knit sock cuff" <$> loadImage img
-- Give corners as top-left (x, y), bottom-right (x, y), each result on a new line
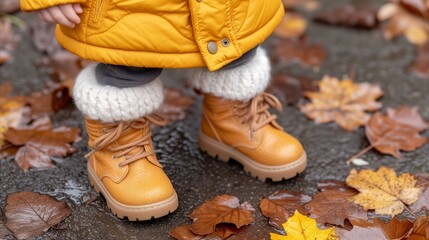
top-left (189, 48), bottom-right (271, 101)
top-left (73, 64), bottom-right (164, 122)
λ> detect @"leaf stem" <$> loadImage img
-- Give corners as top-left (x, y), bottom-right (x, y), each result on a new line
top-left (346, 145), bottom-right (374, 164)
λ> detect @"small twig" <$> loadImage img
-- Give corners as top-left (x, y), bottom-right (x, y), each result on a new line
top-left (346, 145), bottom-right (374, 164)
top-left (404, 204), bottom-right (418, 219)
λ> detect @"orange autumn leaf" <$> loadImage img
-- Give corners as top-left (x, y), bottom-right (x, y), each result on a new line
top-left (300, 76), bottom-right (383, 131)
top-left (378, 2), bottom-right (429, 45)
top-left (346, 167), bottom-right (422, 217)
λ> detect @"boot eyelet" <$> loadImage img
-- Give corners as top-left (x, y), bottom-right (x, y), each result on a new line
top-left (112, 154), bottom-right (117, 159)
top-left (118, 164), bottom-right (123, 168)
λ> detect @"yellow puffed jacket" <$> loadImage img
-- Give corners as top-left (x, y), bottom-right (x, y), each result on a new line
top-left (21, 0), bottom-right (284, 71)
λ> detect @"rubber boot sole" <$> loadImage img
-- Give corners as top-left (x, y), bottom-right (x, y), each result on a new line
top-left (199, 131), bottom-right (307, 182)
top-left (87, 163), bottom-right (178, 221)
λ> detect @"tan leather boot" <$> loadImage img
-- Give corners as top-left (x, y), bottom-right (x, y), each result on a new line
top-left (199, 93), bottom-right (307, 181)
top-left (84, 114), bottom-right (178, 220)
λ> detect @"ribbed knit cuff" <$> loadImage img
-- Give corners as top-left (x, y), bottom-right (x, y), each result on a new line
top-left (189, 48), bottom-right (271, 101)
top-left (73, 64), bottom-right (164, 122)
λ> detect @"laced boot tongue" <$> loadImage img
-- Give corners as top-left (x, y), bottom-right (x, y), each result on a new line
top-left (234, 93), bottom-right (284, 138)
top-left (84, 114), bottom-right (167, 168)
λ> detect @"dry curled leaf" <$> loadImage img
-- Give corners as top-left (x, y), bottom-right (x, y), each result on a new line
top-left (378, 2), bottom-right (429, 45)
top-left (336, 218), bottom-right (414, 240)
top-left (5, 192), bottom-right (71, 240)
top-left (314, 4), bottom-right (379, 29)
top-left (267, 75), bottom-right (318, 105)
top-left (365, 110), bottom-right (428, 158)
top-left (270, 211), bottom-right (338, 240)
top-left (409, 216), bottom-right (429, 240)
top-left (259, 190), bottom-right (312, 229)
top-left (300, 76), bottom-right (383, 131)
top-left (188, 195), bottom-right (255, 236)
top-left (274, 12), bottom-right (308, 39)
top-left (272, 39), bottom-right (327, 68)
top-left (305, 188), bottom-right (368, 227)
top-left (346, 167), bottom-right (422, 217)
top-left (4, 126), bottom-right (80, 171)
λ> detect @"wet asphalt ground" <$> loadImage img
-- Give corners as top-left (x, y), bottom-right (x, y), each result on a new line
top-left (1, 0), bottom-right (429, 239)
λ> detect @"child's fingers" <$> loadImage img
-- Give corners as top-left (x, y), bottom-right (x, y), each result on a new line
top-left (47, 6), bottom-right (75, 28)
top-left (59, 4), bottom-right (81, 24)
top-left (38, 10), bottom-right (54, 23)
top-left (72, 3), bottom-right (83, 14)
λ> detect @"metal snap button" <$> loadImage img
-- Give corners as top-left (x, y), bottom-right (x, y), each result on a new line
top-left (207, 41), bottom-right (218, 54)
top-left (221, 38), bottom-right (230, 47)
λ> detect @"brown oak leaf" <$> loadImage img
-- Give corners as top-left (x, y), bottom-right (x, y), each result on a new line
top-left (259, 190), bottom-right (311, 229)
top-left (4, 127), bottom-right (80, 171)
top-left (337, 218), bottom-right (414, 240)
top-left (365, 111), bottom-right (428, 158)
top-left (156, 88), bottom-right (194, 124)
top-left (5, 192), bottom-right (71, 240)
top-left (317, 179), bottom-right (350, 192)
top-left (305, 188), bottom-right (368, 227)
top-left (378, 2), bottom-right (429, 45)
top-left (170, 225), bottom-right (203, 240)
top-left (267, 74), bottom-right (318, 105)
top-left (271, 38), bottom-right (327, 68)
top-left (314, 4), bottom-right (379, 29)
top-left (346, 167), bottom-right (422, 217)
top-left (188, 195), bottom-right (255, 236)
top-left (300, 76), bottom-right (383, 131)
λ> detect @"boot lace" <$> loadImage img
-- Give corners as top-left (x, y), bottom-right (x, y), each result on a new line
top-left (84, 114), bottom-right (167, 168)
top-left (232, 92), bottom-right (283, 139)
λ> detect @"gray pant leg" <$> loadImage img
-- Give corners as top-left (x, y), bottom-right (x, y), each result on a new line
top-left (95, 64), bottom-right (162, 88)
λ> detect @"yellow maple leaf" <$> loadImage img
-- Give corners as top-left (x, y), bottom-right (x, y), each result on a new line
top-left (270, 211), bottom-right (338, 240)
top-left (346, 167), bottom-right (422, 217)
top-left (300, 76), bottom-right (383, 131)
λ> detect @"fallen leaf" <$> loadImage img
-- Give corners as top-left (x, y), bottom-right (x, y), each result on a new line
top-left (299, 76), bottom-right (383, 131)
top-left (365, 111), bottom-right (428, 158)
top-left (378, 2), bottom-right (429, 45)
top-left (271, 38), bottom-right (327, 68)
top-left (26, 84), bottom-right (73, 115)
top-left (409, 43), bottom-right (429, 78)
top-left (267, 75), bottom-right (318, 105)
top-left (317, 179), bottom-right (350, 192)
top-left (4, 192), bottom-right (71, 240)
top-left (188, 195), bottom-right (255, 236)
top-left (409, 216), bottom-right (429, 240)
top-left (346, 167), bottom-right (422, 217)
top-left (314, 4), bottom-right (379, 29)
top-left (4, 127), bottom-right (80, 171)
top-left (336, 218), bottom-right (414, 240)
top-left (399, 0), bottom-right (429, 19)
top-left (0, 18), bottom-right (20, 65)
top-left (274, 12), bottom-right (308, 39)
top-left (0, 0), bottom-right (21, 13)
top-left (156, 88), bottom-right (194, 124)
top-left (270, 210), bottom-right (338, 240)
top-left (259, 190), bottom-right (312, 229)
top-left (387, 105), bottom-right (429, 131)
top-left (305, 188), bottom-right (368, 227)
top-left (170, 225), bottom-right (203, 240)
top-left (410, 174), bottom-right (429, 213)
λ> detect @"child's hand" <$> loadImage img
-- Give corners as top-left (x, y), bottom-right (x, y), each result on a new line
top-left (36, 3), bottom-right (83, 28)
